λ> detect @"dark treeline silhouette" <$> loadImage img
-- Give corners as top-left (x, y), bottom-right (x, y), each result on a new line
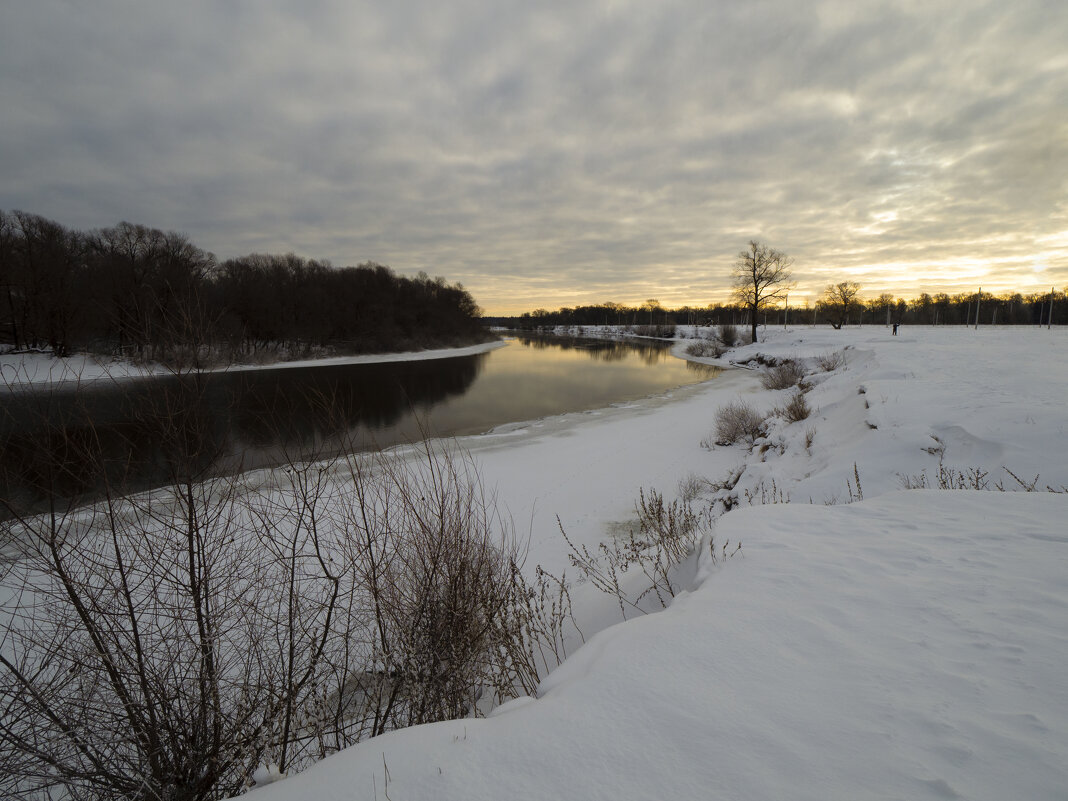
top-left (0, 209), bottom-right (488, 363)
top-left (487, 289), bottom-right (1066, 331)
top-left (484, 299), bottom-right (708, 330)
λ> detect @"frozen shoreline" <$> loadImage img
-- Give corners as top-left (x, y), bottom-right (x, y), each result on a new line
top-left (0, 339), bottom-right (508, 390)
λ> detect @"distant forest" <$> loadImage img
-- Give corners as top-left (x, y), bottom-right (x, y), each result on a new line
top-left (486, 289), bottom-right (1066, 331)
top-left (0, 210), bottom-right (489, 365)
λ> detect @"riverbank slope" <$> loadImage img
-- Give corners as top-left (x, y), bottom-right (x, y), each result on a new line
top-left (244, 324), bottom-right (1068, 800)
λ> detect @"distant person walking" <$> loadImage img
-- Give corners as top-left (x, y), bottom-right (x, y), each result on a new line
top-left (892, 323), bottom-right (899, 335)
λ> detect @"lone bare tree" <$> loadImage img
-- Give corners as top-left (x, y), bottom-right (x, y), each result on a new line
top-left (730, 241), bottom-right (793, 344)
top-left (821, 281), bottom-right (862, 329)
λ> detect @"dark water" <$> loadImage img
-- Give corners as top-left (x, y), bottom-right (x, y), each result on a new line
top-left (0, 335), bottom-right (718, 512)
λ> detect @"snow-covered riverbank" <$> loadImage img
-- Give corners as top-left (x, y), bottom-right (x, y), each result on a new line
top-left (0, 340), bottom-right (507, 389)
top-left (244, 325), bottom-right (1068, 800)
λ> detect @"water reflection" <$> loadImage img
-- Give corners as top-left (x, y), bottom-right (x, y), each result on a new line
top-left (1, 354), bottom-right (489, 515)
top-left (509, 333), bottom-right (671, 365)
top-left (1, 337), bottom-right (718, 515)
top-left (227, 355), bottom-right (487, 450)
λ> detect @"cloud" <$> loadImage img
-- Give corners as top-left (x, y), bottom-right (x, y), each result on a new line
top-left (1, 0), bottom-right (1066, 313)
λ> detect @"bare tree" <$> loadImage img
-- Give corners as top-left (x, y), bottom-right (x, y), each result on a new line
top-left (821, 281), bottom-right (862, 329)
top-left (730, 241), bottom-right (793, 344)
top-left (0, 210), bottom-right (20, 350)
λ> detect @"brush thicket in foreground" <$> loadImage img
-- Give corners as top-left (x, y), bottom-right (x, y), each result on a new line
top-left (0, 378), bottom-right (561, 800)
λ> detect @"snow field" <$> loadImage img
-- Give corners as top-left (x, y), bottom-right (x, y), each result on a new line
top-left (6, 326), bottom-right (1067, 799)
top-left (242, 325), bottom-right (1068, 800)
top-left (245, 491), bottom-right (1067, 801)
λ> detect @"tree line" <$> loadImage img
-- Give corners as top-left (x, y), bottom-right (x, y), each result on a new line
top-left (489, 286), bottom-right (1065, 331)
top-left (813, 284), bottom-right (1064, 328)
top-left (0, 210), bottom-right (487, 364)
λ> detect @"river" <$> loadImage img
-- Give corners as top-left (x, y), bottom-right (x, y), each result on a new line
top-left (0, 334), bottom-right (719, 512)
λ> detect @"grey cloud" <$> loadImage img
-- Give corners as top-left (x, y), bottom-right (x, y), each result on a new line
top-left (1, 0), bottom-right (1066, 313)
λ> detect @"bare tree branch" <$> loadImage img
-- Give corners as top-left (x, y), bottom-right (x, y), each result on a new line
top-left (730, 240), bottom-right (794, 344)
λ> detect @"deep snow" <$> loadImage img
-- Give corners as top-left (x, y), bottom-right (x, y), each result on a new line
top-left (237, 324), bottom-right (1068, 800)
top-left (244, 492), bottom-right (1067, 801)
top-left (6, 326), bottom-right (1068, 800)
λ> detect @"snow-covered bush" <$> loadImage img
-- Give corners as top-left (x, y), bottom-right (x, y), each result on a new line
top-left (685, 340), bottom-right (724, 358)
top-left (759, 359), bottom-right (805, 390)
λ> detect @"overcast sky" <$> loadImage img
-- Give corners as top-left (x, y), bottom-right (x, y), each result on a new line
top-left (2, 0), bottom-right (1066, 314)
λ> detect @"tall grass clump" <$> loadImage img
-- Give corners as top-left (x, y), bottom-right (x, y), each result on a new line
top-left (774, 390), bottom-right (811, 422)
top-left (715, 323), bottom-right (741, 347)
top-left (816, 350), bottom-right (845, 372)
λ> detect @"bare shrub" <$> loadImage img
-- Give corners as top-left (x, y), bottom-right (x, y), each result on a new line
top-left (0, 380), bottom-right (527, 800)
top-left (677, 472), bottom-right (708, 502)
top-left (497, 565), bottom-right (585, 698)
top-left (0, 470), bottom-right (342, 801)
top-left (630, 324), bottom-right (676, 338)
top-left (774, 390), bottom-right (811, 423)
top-left (816, 350), bottom-right (846, 372)
top-left (901, 462), bottom-right (1068, 493)
top-left (334, 443), bottom-right (525, 731)
top-left (685, 340), bottom-right (724, 358)
top-left (713, 400), bottom-right (766, 445)
top-left (759, 359), bottom-right (805, 390)
top-left (683, 467), bottom-right (745, 512)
